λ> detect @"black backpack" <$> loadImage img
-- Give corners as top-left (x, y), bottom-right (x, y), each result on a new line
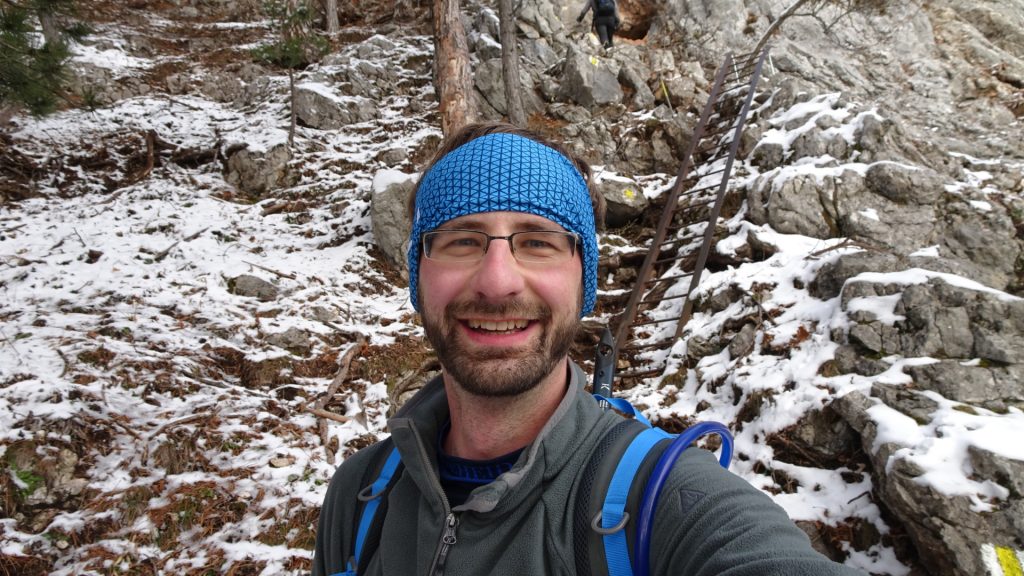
top-left (594, 0), bottom-right (616, 18)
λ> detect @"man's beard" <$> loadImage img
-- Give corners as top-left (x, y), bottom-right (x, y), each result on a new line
top-left (421, 298), bottom-right (580, 397)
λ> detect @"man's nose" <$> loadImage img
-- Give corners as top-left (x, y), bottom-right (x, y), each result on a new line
top-left (468, 238), bottom-right (526, 300)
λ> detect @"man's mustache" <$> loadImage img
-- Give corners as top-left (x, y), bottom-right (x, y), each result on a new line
top-left (445, 299), bottom-right (553, 321)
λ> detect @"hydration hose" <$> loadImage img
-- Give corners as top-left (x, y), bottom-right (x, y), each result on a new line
top-left (590, 328), bottom-right (735, 576)
top-left (633, 422), bottom-right (733, 576)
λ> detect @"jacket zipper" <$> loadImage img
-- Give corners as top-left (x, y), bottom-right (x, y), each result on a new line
top-left (401, 422), bottom-right (460, 576)
top-left (429, 512), bottom-right (459, 576)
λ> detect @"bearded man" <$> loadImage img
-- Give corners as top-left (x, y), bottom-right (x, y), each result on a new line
top-left (313, 122), bottom-right (864, 576)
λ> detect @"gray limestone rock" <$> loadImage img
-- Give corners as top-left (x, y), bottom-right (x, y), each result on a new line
top-left (474, 58), bottom-right (545, 118)
top-left (369, 171), bottom-right (415, 276)
top-left (558, 46), bottom-right (623, 108)
top-left (293, 84), bottom-right (378, 130)
top-left (229, 274), bottom-right (279, 301)
top-left (618, 66), bottom-right (656, 110)
top-left (224, 142), bottom-right (293, 198)
top-left (266, 327), bottom-right (312, 355)
top-left (968, 445), bottom-right (1024, 497)
top-left (727, 322), bottom-right (757, 359)
top-left (906, 361), bottom-right (1022, 411)
top-left (596, 175), bottom-right (648, 228)
top-left (865, 162), bottom-right (944, 205)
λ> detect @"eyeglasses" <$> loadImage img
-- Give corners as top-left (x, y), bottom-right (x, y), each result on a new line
top-left (422, 229), bottom-right (579, 264)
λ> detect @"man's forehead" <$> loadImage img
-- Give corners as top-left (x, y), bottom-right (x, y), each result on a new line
top-left (437, 211), bottom-right (569, 232)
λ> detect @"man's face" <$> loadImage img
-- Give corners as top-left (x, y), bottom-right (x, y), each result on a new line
top-left (418, 211), bottom-right (583, 397)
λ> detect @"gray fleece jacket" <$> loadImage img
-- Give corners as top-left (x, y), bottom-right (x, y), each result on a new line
top-left (312, 363), bottom-right (864, 575)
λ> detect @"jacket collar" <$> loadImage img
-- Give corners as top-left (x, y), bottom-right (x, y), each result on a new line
top-left (386, 362), bottom-right (613, 514)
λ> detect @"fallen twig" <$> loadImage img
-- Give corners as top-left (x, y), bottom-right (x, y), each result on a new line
top-left (806, 238), bottom-right (884, 259)
top-left (1, 254), bottom-right (37, 266)
top-left (387, 357), bottom-right (438, 415)
top-left (318, 319), bottom-right (362, 340)
top-left (151, 225), bottom-right (208, 262)
top-left (242, 259), bottom-right (297, 280)
top-left (0, 328), bottom-right (23, 362)
top-left (313, 337), bottom-right (366, 464)
top-left (148, 411), bottom-right (213, 440)
top-left (308, 407), bottom-right (352, 424)
top-left (72, 227), bottom-right (88, 248)
top-left (56, 347), bottom-right (69, 377)
top-left (183, 226), bottom-right (209, 242)
top-left (152, 240), bottom-right (180, 263)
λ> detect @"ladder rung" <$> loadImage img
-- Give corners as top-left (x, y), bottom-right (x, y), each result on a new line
top-left (717, 88), bottom-right (750, 103)
top-left (632, 316), bottom-right (679, 328)
top-left (616, 367), bottom-right (664, 379)
top-left (725, 64), bottom-right (757, 80)
top-left (700, 166), bottom-right (729, 178)
top-left (702, 123), bottom-right (738, 139)
top-left (637, 293), bottom-right (688, 311)
top-left (622, 338), bottom-right (676, 352)
top-left (644, 272), bottom-right (692, 285)
top-left (680, 182), bottom-right (719, 197)
top-left (675, 197), bottom-right (716, 212)
top-left (695, 143), bottom-right (730, 158)
top-left (720, 81), bottom-right (750, 94)
top-left (658, 236), bottom-right (699, 250)
top-left (652, 253), bottom-right (685, 266)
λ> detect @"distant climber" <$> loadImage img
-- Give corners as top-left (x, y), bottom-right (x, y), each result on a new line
top-left (576, 0), bottom-right (619, 49)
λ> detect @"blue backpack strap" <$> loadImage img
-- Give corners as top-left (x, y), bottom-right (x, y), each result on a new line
top-left (591, 395), bottom-right (733, 576)
top-left (593, 394), bottom-right (654, 428)
top-left (595, 426), bottom-right (672, 576)
top-left (341, 445), bottom-right (402, 575)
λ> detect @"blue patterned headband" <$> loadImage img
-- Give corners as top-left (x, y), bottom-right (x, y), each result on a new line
top-left (408, 132), bottom-right (598, 316)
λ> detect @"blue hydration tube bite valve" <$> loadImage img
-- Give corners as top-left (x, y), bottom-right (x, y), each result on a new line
top-left (634, 422), bottom-right (733, 576)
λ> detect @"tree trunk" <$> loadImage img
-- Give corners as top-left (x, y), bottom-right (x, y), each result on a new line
top-left (37, 10), bottom-right (63, 48)
top-left (498, 0), bottom-right (526, 127)
top-left (288, 69), bottom-right (297, 148)
top-left (432, 0), bottom-right (478, 136)
top-left (324, 0), bottom-right (339, 34)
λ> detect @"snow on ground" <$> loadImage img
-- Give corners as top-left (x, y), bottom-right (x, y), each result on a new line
top-left (1, 24), bottom-right (436, 575)
top-left (2, 12), bottom-right (1023, 576)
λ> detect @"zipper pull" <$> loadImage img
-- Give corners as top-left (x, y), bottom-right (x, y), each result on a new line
top-left (442, 512), bottom-right (458, 545)
top-left (432, 512), bottom-right (459, 575)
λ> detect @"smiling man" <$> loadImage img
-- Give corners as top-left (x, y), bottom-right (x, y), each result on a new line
top-left (313, 122), bottom-right (864, 576)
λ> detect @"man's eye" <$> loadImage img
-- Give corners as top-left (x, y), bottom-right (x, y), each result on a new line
top-left (522, 238), bottom-right (555, 250)
top-left (434, 232), bottom-right (485, 255)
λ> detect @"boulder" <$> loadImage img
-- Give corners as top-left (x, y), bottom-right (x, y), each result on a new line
top-left (294, 84), bottom-right (378, 130)
top-left (266, 327), bottom-right (313, 355)
top-left (834, 386), bottom-right (1024, 576)
top-left (228, 274), bottom-right (279, 301)
top-left (370, 170), bottom-right (416, 276)
top-left (473, 58), bottom-right (545, 118)
top-left (224, 142), bottom-right (292, 197)
top-left (558, 46), bottom-right (623, 108)
top-left (595, 173), bottom-right (648, 227)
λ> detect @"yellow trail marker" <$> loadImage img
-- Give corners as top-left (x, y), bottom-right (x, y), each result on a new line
top-left (997, 546), bottom-right (1023, 576)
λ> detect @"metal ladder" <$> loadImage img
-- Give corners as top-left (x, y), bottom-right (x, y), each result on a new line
top-left (611, 48), bottom-right (770, 382)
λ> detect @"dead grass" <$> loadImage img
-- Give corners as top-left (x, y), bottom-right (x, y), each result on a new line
top-left (255, 498), bottom-right (318, 549)
top-left (0, 555), bottom-right (51, 576)
top-left (353, 336), bottom-right (432, 390)
top-left (149, 482), bottom-right (244, 551)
